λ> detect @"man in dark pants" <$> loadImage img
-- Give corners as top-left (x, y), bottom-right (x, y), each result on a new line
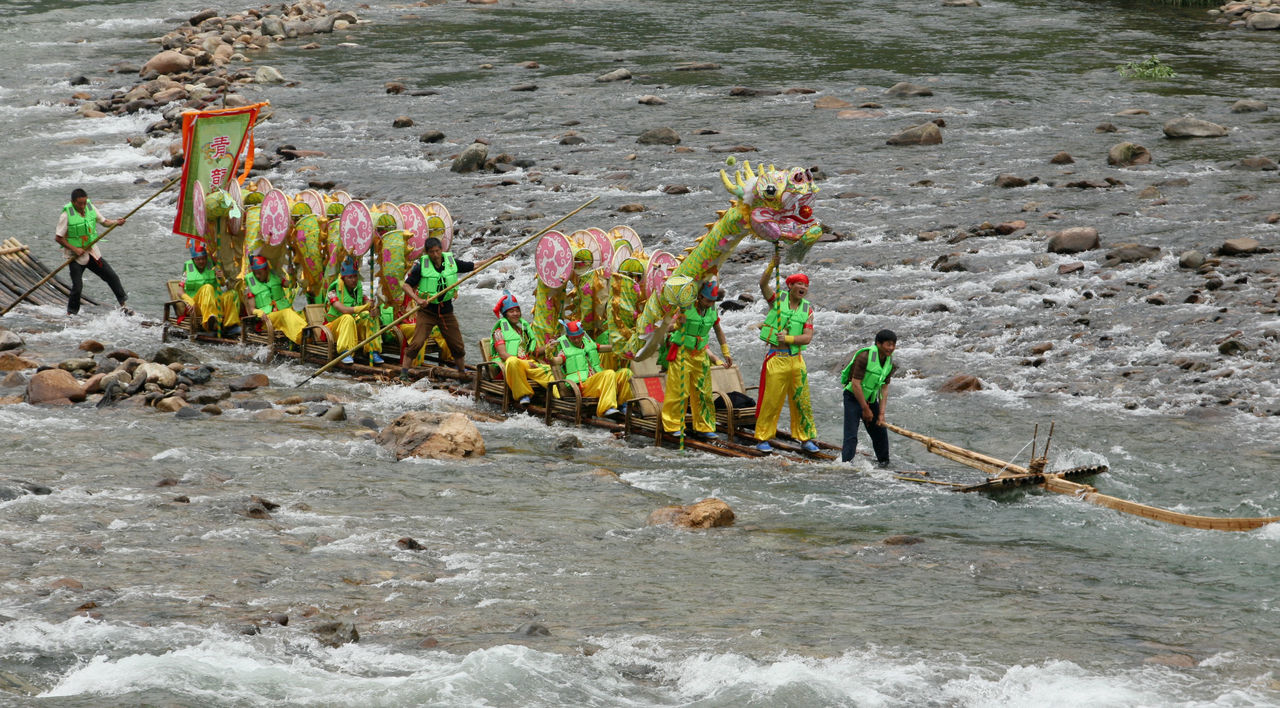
top-left (54, 188), bottom-right (133, 316)
top-left (399, 236), bottom-right (475, 379)
top-left (841, 329), bottom-right (897, 465)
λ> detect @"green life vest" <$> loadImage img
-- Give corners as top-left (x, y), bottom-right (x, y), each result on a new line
top-left (842, 345), bottom-right (893, 402)
top-left (63, 201), bottom-right (98, 250)
top-left (327, 277), bottom-right (363, 320)
top-left (759, 295), bottom-right (812, 355)
top-left (491, 317), bottom-right (536, 363)
top-left (671, 303), bottom-right (717, 350)
top-left (557, 334), bottom-right (600, 384)
top-left (417, 253), bottom-right (458, 301)
top-left (246, 271), bottom-right (287, 312)
top-left (183, 259), bottom-right (220, 297)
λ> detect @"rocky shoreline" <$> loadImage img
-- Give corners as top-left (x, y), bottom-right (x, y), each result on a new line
top-left (1209, 0), bottom-right (1280, 29)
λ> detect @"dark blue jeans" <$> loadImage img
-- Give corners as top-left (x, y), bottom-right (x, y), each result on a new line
top-left (842, 389), bottom-right (889, 464)
top-left (68, 256), bottom-right (127, 315)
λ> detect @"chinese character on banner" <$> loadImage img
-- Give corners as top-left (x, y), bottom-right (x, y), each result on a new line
top-left (209, 168), bottom-right (228, 187)
top-left (205, 136), bottom-right (232, 161)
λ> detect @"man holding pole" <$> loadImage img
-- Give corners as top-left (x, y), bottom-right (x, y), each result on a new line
top-left (754, 252), bottom-right (818, 454)
top-left (400, 236), bottom-right (475, 380)
top-left (53, 188), bottom-right (133, 316)
top-left (841, 329), bottom-right (897, 466)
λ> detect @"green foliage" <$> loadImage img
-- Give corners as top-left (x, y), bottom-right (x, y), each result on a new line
top-left (1116, 56), bottom-right (1178, 79)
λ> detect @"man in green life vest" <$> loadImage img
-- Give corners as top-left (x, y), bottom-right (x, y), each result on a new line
top-left (661, 281), bottom-right (733, 440)
top-left (490, 291), bottom-right (553, 406)
top-left (400, 236), bottom-right (476, 380)
top-left (551, 319), bottom-right (633, 418)
top-left (180, 241), bottom-right (241, 336)
top-left (841, 329), bottom-right (897, 465)
top-left (326, 257), bottom-right (384, 366)
top-left (754, 253), bottom-right (818, 453)
top-left (54, 187), bottom-right (132, 316)
top-left (244, 254), bottom-right (305, 345)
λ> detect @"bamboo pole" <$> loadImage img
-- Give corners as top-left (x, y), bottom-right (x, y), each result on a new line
top-left (885, 423), bottom-right (1029, 476)
top-left (0, 176), bottom-right (181, 317)
top-left (296, 195), bottom-right (600, 387)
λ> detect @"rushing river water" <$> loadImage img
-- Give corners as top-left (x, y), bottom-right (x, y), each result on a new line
top-left (2, 0), bottom-right (1279, 705)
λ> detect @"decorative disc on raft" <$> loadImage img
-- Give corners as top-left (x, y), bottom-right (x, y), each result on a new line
top-left (535, 230), bottom-right (573, 288)
top-left (611, 242), bottom-right (634, 272)
top-left (377, 201), bottom-right (403, 230)
top-left (643, 250), bottom-right (678, 300)
top-left (340, 200), bottom-right (374, 257)
top-left (253, 177), bottom-right (273, 194)
top-left (424, 202), bottom-right (453, 251)
top-left (398, 203), bottom-right (428, 259)
top-left (332, 191), bottom-right (351, 205)
top-left (192, 180), bottom-right (207, 239)
top-left (298, 189), bottom-right (325, 218)
top-left (587, 227), bottom-right (614, 278)
top-left (608, 225), bottom-right (642, 253)
top-left (260, 189), bottom-right (291, 247)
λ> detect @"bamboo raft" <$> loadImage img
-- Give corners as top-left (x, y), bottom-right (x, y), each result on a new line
top-left (0, 239), bottom-right (98, 310)
top-left (887, 422), bottom-right (1280, 532)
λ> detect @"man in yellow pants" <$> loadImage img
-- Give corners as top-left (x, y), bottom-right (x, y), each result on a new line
top-left (551, 319), bottom-right (632, 418)
top-left (490, 291), bottom-right (553, 407)
top-left (325, 257), bottom-right (384, 366)
top-left (662, 281), bottom-right (733, 440)
top-left (754, 253), bottom-right (818, 453)
top-left (244, 254), bottom-right (305, 345)
top-left (181, 241), bottom-right (240, 336)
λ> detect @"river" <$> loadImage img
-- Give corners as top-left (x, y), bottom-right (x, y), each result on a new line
top-left (0, 0), bottom-right (1278, 705)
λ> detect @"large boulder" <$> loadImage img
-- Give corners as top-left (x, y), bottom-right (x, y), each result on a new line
top-left (140, 50), bottom-right (193, 76)
top-left (1219, 238), bottom-right (1260, 256)
top-left (451, 142), bottom-right (489, 173)
top-left (0, 329), bottom-right (23, 351)
top-left (0, 352), bottom-right (39, 371)
top-left (886, 122), bottom-right (942, 146)
top-left (1246, 11), bottom-right (1280, 29)
top-left (133, 362), bottom-right (177, 389)
top-left (1163, 117), bottom-right (1227, 138)
top-left (26, 369), bottom-right (86, 405)
top-left (1047, 227), bottom-right (1101, 254)
top-left (647, 498), bottom-right (735, 529)
top-left (254, 66), bottom-right (286, 84)
top-left (376, 411), bottom-right (485, 460)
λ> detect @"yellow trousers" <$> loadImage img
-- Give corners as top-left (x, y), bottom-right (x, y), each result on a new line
top-left (182, 285), bottom-right (240, 330)
top-left (661, 347), bottom-right (715, 434)
top-left (502, 356), bottom-right (554, 400)
top-left (328, 312), bottom-right (382, 354)
top-left (755, 351), bottom-right (816, 443)
top-left (574, 369), bottom-right (633, 417)
top-left (254, 307), bottom-right (306, 345)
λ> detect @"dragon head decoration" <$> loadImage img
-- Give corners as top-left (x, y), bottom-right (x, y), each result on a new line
top-left (719, 161), bottom-right (821, 251)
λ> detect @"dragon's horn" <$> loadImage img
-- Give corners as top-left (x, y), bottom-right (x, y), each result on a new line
top-left (768, 164), bottom-right (777, 174)
top-left (719, 169), bottom-right (744, 199)
top-left (743, 160), bottom-right (757, 179)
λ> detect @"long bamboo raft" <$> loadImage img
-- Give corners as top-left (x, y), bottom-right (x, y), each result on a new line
top-left (887, 422), bottom-right (1280, 532)
top-left (0, 239), bottom-right (98, 311)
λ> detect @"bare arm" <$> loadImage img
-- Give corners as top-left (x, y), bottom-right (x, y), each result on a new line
top-left (758, 252), bottom-right (779, 301)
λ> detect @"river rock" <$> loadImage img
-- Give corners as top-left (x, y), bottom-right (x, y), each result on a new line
top-left (26, 369), bottom-right (86, 404)
top-left (451, 142), bottom-right (489, 173)
top-left (993, 174), bottom-right (1028, 188)
top-left (886, 122), bottom-right (942, 146)
top-left (392, 115), bottom-right (414, 128)
top-left (1219, 238), bottom-right (1260, 255)
top-left (1230, 99), bottom-right (1268, 113)
top-left (1049, 151), bottom-right (1074, 164)
top-left (1047, 227), bottom-right (1100, 254)
top-left (814, 96), bottom-right (852, 109)
top-left (77, 339), bottom-right (105, 353)
top-left (0, 330), bottom-right (23, 351)
top-left (647, 498), bottom-right (735, 529)
top-left (254, 66), bottom-right (286, 84)
top-left (596, 68), bottom-right (632, 82)
top-left (931, 253), bottom-right (967, 272)
top-left (376, 411), bottom-right (486, 460)
top-left (555, 433), bottom-right (582, 450)
top-left (637, 127), bottom-right (680, 145)
top-left (938, 375), bottom-right (983, 392)
top-left (311, 620), bottom-right (359, 648)
top-left (155, 396), bottom-right (187, 413)
top-left (883, 535), bottom-right (925, 545)
top-left (637, 95), bottom-right (666, 105)
top-left (1179, 250), bottom-right (1205, 269)
top-left (419, 130), bottom-right (445, 143)
top-left (134, 362), bottom-right (177, 389)
top-left (58, 358), bottom-right (97, 373)
top-left (1163, 117), bottom-right (1227, 138)
top-left (884, 81), bottom-right (933, 97)
top-left (1235, 157), bottom-right (1277, 171)
top-left (0, 352), bottom-right (38, 371)
top-left (1103, 244), bottom-right (1161, 266)
top-left (150, 346), bottom-right (200, 365)
top-left (229, 374), bottom-right (270, 391)
top-left (1246, 11), bottom-right (1280, 28)
top-left (321, 404), bottom-right (346, 422)
top-left (1107, 142), bottom-right (1151, 166)
top-left (141, 50), bottom-right (193, 76)
top-left (1, 372), bottom-right (25, 388)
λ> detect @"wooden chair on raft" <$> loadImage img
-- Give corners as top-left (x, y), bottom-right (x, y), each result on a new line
top-left (238, 303), bottom-right (284, 361)
top-left (710, 364), bottom-right (758, 440)
top-left (622, 355), bottom-right (665, 439)
top-left (161, 280), bottom-right (200, 343)
top-left (299, 303), bottom-right (336, 364)
top-left (475, 338), bottom-right (513, 411)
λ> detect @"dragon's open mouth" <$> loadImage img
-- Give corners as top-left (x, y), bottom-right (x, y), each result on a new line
top-left (750, 200), bottom-right (815, 243)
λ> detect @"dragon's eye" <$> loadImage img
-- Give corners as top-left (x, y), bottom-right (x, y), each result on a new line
top-left (765, 185), bottom-right (777, 197)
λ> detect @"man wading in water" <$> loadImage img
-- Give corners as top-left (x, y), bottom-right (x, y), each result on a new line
top-left (53, 187), bottom-right (133, 316)
top-left (841, 329), bottom-right (897, 466)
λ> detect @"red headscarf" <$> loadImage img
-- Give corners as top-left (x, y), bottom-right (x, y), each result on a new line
top-left (785, 273), bottom-right (809, 287)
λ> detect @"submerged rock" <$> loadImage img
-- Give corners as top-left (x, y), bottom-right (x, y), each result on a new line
top-left (451, 142), bottom-right (489, 173)
top-left (636, 127), bottom-right (680, 145)
top-left (1163, 116), bottom-right (1227, 138)
top-left (376, 411), bottom-right (485, 460)
top-left (937, 374), bottom-right (983, 393)
top-left (1047, 227), bottom-right (1101, 254)
top-left (1107, 142), bottom-right (1151, 167)
top-left (886, 122), bottom-right (942, 146)
top-left (647, 498), bottom-right (735, 529)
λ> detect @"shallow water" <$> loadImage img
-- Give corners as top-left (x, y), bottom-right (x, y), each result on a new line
top-left (1, 0), bottom-right (1278, 705)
